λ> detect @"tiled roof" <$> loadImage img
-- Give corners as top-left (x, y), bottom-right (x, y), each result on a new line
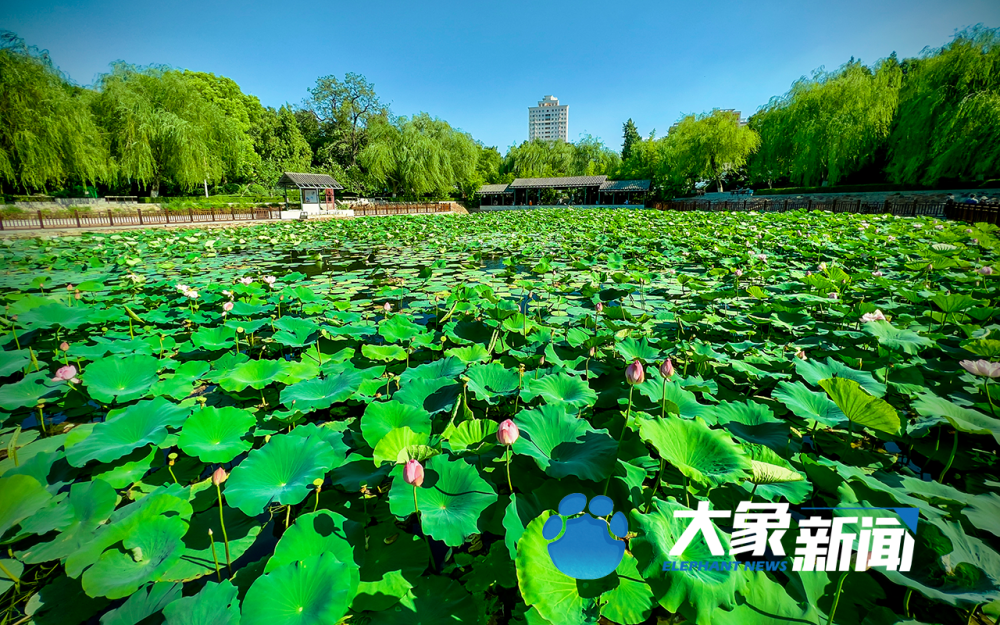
top-left (600, 179), bottom-right (651, 192)
top-left (277, 172), bottom-right (344, 190)
top-left (478, 184), bottom-right (513, 194)
top-left (508, 175), bottom-right (608, 189)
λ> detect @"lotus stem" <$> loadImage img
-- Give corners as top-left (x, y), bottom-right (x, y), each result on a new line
top-left (208, 529), bottom-right (222, 582)
top-left (646, 459), bottom-right (665, 513)
top-left (167, 459), bottom-right (178, 485)
top-left (985, 379), bottom-right (996, 419)
top-left (10, 327), bottom-right (20, 350)
top-left (285, 504), bottom-right (291, 530)
top-left (37, 405), bottom-right (45, 436)
top-left (413, 485), bottom-right (420, 517)
top-left (215, 483), bottom-right (232, 574)
top-left (967, 603), bottom-right (982, 625)
top-left (827, 571), bottom-right (849, 625)
top-left (0, 559), bottom-right (21, 590)
top-left (683, 473), bottom-right (691, 508)
top-left (506, 447), bottom-right (513, 493)
top-left (27, 347), bottom-right (40, 372)
top-left (904, 588), bottom-right (913, 617)
top-left (661, 376), bottom-right (667, 419)
top-left (605, 385), bottom-right (635, 496)
top-left (938, 430), bottom-right (959, 483)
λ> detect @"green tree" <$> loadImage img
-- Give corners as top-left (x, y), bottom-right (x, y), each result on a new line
top-left (305, 73), bottom-right (385, 169)
top-left (571, 135), bottom-right (621, 176)
top-left (621, 118), bottom-right (640, 161)
top-left (665, 109), bottom-right (761, 193)
top-left (887, 26), bottom-right (1000, 185)
top-left (92, 64), bottom-right (242, 196)
top-left (254, 105), bottom-right (312, 188)
top-left (0, 31), bottom-right (108, 192)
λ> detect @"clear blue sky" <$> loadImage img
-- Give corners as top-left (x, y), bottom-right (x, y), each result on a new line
top-left (3, 0), bottom-right (998, 152)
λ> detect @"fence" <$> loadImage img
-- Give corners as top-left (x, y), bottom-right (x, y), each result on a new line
top-left (349, 203), bottom-right (452, 216)
top-left (650, 197), bottom-right (1000, 224)
top-left (0, 207), bottom-right (281, 231)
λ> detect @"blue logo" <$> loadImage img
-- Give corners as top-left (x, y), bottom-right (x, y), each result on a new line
top-left (542, 493), bottom-right (628, 579)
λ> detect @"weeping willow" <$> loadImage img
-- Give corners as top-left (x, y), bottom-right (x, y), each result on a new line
top-left (665, 109), bottom-right (761, 193)
top-left (887, 26), bottom-right (1000, 186)
top-left (748, 58), bottom-right (902, 187)
top-left (92, 63), bottom-right (241, 194)
top-left (0, 31), bottom-right (108, 192)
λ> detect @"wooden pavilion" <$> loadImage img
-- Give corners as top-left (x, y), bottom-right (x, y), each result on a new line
top-left (477, 176), bottom-right (651, 207)
top-left (277, 172), bottom-right (344, 212)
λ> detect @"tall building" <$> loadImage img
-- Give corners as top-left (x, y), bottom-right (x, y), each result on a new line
top-left (528, 95), bottom-right (568, 142)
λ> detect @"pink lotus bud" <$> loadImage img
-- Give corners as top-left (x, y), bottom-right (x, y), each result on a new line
top-left (872, 270), bottom-right (884, 277)
top-left (735, 269), bottom-right (743, 277)
top-left (59, 342), bottom-right (70, 351)
top-left (383, 302), bottom-right (392, 312)
top-left (828, 292), bottom-right (838, 300)
top-left (497, 419), bottom-right (520, 446)
top-left (979, 266), bottom-right (994, 276)
top-left (795, 349), bottom-right (807, 360)
top-left (659, 359), bottom-right (674, 378)
top-left (212, 467), bottom-right (228, 485)
top-left (404, 459), bottom-right (424, 487)
top-left (52, 365), bottom-right (77, 382)
top-left (66, 284), bottom-right (74, 291)
top-left (805, 271), bottom-right (812, 276)
top-left (223, 301), bottom-right (234, 312)
top-left (588, 346), bottom-right (596, 357)
top-left (595, 302), bottom-right (604, 314)
top-left (860, 310), bottom-right (887, 322)
top-left (625, 360), bottom-right (645, 385)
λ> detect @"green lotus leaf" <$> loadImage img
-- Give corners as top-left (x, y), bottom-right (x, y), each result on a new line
top-left (0, 349), bottom-right (31, 378)
top-left (272, 316), bottom-right (320, 348)
top-left (81, 514), bottom-right (187, 599)
top-left (912, 393), bottom-right (1000, 443)
top-left (82, 354), bottom-right (161, 404)
top-left (0, 474), bottom-right (51, 538)
top-left (365, 575), bottom-right (481, 625)
top-left (749, 460), bottom-right (804, 485)
top-left (218, 359), bottom-right (285, 392)
top-left (513, 403), bottom-right (617, 481)
top-left (636, 378), bottom-right (710, 420)
top-left (0, 372), bottom-right (61, 411)
top-left (225, 432), bottom-right (339, 516)
top-left (638, 416), bottom-right (751, 487)
top-left (819, 377), bottom-right (900, 435)
top-left (466, 362), bottom-right (521, 404)
top-left (616, 337), bottom-right (660, 362)
top-left (22, 574), bottom-right (110, 625)
top-left (710, 400), bottom-right (789, 451)
top-left (378, 314), bottom-right (426, 343)
top-left (17, 303), bottom-right (94, 330)
top-left (361, 400), bottom-right (432, 449)
top-left (931, 293), bottom-right (979, 313)
top-left (190, 325), bottom-right (237, 351)
top-left (445, 419), bottom-right (499, 453)
top-left (373, 427), bottom-right (431, 467)
top-left (362, 344), bottom-right (408, 362)
top-left (98, 582), bottom-right (181, 625)
top-left (149, 361), bottom-right (211, 400)
top-left (630, 499), bottom-right (745, 624)
top-left (795, 356), bottom-right (886, 397)
top-left (710, 571), bottom-right (820, 625)
top-left (772, 380), bottom-right (848, 428)
top-left (177, 406), bottom-right (256, 463)
top-left (460, 540), bottom-right (518, 595)
top-left (66, 397), bottom-right (192, 467)
top-left (162, 580), bottom-right (240, 625)
top-left (21, 479), bottom-right (118, 563)
top-left (286, 423), bottom-right (350, 465)
top-left (266, 510), bottom-right (356, 573)
top-left (0, 558), bottom-right (23, 596)
top-left (161, 504), bottom-right (262, 583)
top-left (388, 454), bottom-right (497, 547)
top-left (352, 519), bottom-right (428, 612)
top-left (444, 344), bottom-right (492, 364)
top-left (241, 553), bottom-right (358, 625)
top-left (514, 510), bottom-right (602, 625)
top-left (521, 373), bottom-right (597, 408)
top-left (599, 554), bottom-right (655, 625)
top-left (279, 370), bottom-right (362, 414)
top-left (397, 356), bottom-right (466, 385)
top-left (394, 377), bottom-right (461, 415)
top-left (862, 320), bottom-right (934, 355)
top-left (961, 338), bottom-right (1000, 359)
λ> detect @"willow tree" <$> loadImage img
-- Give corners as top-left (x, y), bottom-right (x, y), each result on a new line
top-left (360, 113), bottom-right (478, 198)
top-left (0, 31), bottom-right (108, 192)
top-left (502, 139), bottom-right (575, 178)
top-left (887, 27), bottom-right (1000, 186)
top-left (748, 58), bottom-right (902, 187)
top-left (571, 135), bottom-right (621, 176)
top-left (182, 71), bottom-right (263, 184)
top-left (92, 64), bottom-right (241, 195)
top-left (665, 109), bottom-right (761, 193)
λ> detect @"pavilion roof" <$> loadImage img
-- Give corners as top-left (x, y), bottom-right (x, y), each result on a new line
top-left (508, 175), bottom-right (608, 189)
top-left (600, 179), bottom-right (651, 191)
top-left (277, 172), bottom-right (344, 190)
top-left (478, 184), bottom-right (513, 195)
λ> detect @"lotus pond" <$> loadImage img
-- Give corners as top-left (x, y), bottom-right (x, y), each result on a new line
top-left (1, 208), bottom-right (1000, 625)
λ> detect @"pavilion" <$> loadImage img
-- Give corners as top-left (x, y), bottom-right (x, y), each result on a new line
top-left (477, 175), bottom-right (650, 207)
top-left (277, 172), bottom-right (343, 212)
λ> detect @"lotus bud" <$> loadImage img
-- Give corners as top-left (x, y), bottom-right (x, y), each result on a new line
top-left (497, 419), bottom-right (520, 446)
top-left (795, 349), bottom-right (807, 360)
top-left (979, 266), bottom-right (994, 276)
top-left (52, 365), bottom-right (77, 382)
top-left (383, 302), bottom-right (392, 312)
top-left (212, 467), bottom-right (228, 486)
top-left (828, 292), bottom-right (838, 300)
top-left (872, 270), bottom-right (884, 277)
top-left (404, 459), bottom-right (424, 487)
top-left (223, 301), bottom-right (234, 312)
top-left (595, 302), bottom-right (604, 314)
top-left (659, 359), bottom-right (674, 379)
top-left (59, 342), bottom-right (70, 351)
top-left (735, 269), bottom-right (743, 277)
top-left (589, 346), bottom-right (596, 358)
top-left (625, 360), bottom-right (645, 385)
top-left (75, 293), bottom-right (82, 300)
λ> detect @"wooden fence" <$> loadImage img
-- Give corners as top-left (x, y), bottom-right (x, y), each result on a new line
top-left (0, 207), bottom-right (281, 231)
top-left (349, 203), bottom-right (452, 216)
top-left (649, 197), bottom-right (1000, 224)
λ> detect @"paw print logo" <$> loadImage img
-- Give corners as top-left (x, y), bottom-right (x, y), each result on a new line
top-left (543, 493), bottom-right (628, 579)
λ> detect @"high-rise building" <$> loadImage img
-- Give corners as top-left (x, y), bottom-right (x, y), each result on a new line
top-left (528, 95), bottom-right (568, 142)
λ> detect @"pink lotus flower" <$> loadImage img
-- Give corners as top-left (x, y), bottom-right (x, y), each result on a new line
top-left (979, 266), bottom-right (994, 276)
top-left (625, 360), bottom-right (645, 385)
top-left (595, 302), bottom-right (604, 314)
top-left (186, 290), bottom-right (199, 299)
top-left (59, 342), bottom-right (70, 351)
top-left (176, 284), bottom-right (189, 292)
top-left (872, 270), bottom-right (884, 277)
top-left (735, 269), bottom-right (743, 277)
top-left (660, 359), bottom-right (674, 378)
top-left (935, 224), bottom-right (944, 230)
top-left (860, 310), bottom-right (886, 322)
top-left (960, 360), bottom-right (1000, 378)
top-left (497, 419), bottom-right (520, 446)
top-left (223, 301), bottom-right (234, 313)
top-left (887, 235), bottom-right (896, 242)
top-left (972, 238), bottom-right (979, 245)
top-left (819, 262), bottom-right (827, 271)
top-left (383, 302), bottom-right (392, 313)
top-left (52, 365), bottom-right (79, 384)
top-left (239, 277), bottom-right (253, 285)
top-left (212, 467), bottom-right (228, 485)
top-left (263, 276), bottom-right (276, 286)
top-left (404, 459), bottom-right (424, 487)
top-left (222, 290), bottom-right (231, 297)
top-left (913, 223), bottom-right (923, 229)
top-left (795, 349), bottom-right (807, 360)
top-left (828, 292), bottom-right (838, 300)
top-left (805, 271), bottom-right (811, 276)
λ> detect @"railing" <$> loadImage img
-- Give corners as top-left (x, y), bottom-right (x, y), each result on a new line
top-left (349, 203), bottom-right (452, 216)
top-left (0, 207), bottom-right (281, 231)
top-left (649, 198), bottom-right (1000, 223)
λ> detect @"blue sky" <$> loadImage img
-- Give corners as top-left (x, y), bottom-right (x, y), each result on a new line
top-left (3, 0), bottom-right (999, 152)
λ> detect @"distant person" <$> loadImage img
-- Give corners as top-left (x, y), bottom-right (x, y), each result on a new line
top-left (964, 196), bottom-right (980, 205)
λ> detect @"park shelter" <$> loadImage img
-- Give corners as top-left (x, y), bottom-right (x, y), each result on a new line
top-left (277, 172), bottom-right (344, 212)
top-left (510, 175), bottom-right (607, 205)
top-left (598, 179), bottom-right (651, 205)
top-left (477, 176), bottom-right (651, 207)
top-left (478, 184), bottom-right (515, 206)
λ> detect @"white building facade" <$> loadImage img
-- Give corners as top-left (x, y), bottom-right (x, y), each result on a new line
top-left (528, 95), bottom-right (568, 142)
